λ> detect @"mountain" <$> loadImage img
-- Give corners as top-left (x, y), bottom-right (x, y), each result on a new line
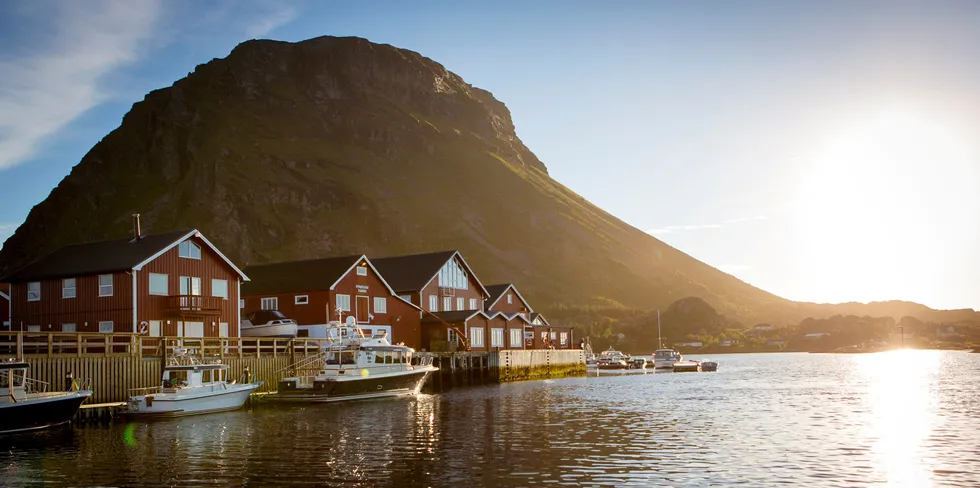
top-left (0, 36), bottom-right (974, 328)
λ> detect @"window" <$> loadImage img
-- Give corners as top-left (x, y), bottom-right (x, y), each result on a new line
top-left (429, 295), bottom-right (438, 312)
top-left (356, 266), bottom-right (368, 276)
top-left (178, 240), bottom-right (201, 259)
top-left (239, 299), bottom-right (245, 309)
top-left (179, 276), bottom-right (201, 296)
top-left (62, 278), bottom-right (76, 299)
top-left (212, 279), bottom-right (228, 299)
top-left (510, 328), bottom-right (523, 348)
top-left (469, 298), bottom-right (478, 310)
top-left (99, 275), bottom-right (113, 297)
top-left (457, 297), bottom-right (465, 310)
top-left (491, 328), bottom-right (504, 348)
top-left (560, 332), bottom-right (568, 347)
top-left (470, 327), bottom-right (484, 347)
top-left (443, 296), bottom-right (452, 312)
top-left (98, 321), bottom-right (114, 333)
top-left (399, 294), bottom-right (412, 302)
top-left (507, 293), bottom-right (513, 304)
top-left (374, 297), bottom-right (387, 314)
top-left (336, 294), bottom-right (351, 311)
top-left (550, 331), bottom-right (557, 341)
top-left (27, 282), bottom-right (40, 301)
top-left (437, 258), bottom-right (469, 290)
top-left (62, 323), bottom-right (76, 333)
top-left (261, 297), bottom-right (278, 310)
top-left (149, 273), bottom-right (168, 295)
top-left (295, 295), bottom-right (309, 305)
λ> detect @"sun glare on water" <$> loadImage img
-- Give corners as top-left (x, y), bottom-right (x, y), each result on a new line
top-left (793, 109), bottom-right (977, 304)
top-left (855, 350), bottom-right (942, 487)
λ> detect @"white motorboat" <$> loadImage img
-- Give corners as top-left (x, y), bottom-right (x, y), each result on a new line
top-left (127, 356), bottom-right (263, 417)
top-left (653, 349), bottom-right (683, 369)
top-left (1, 361), bottom-right (92, 434)
top-left (273, 321), bottom-right (438, 403)
top-left (595, 346), bottom-right (632, 370)
top-left (241, 310), bottom-right (298, 338)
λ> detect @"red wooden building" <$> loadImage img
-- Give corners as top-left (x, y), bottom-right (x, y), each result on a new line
top-left (485, 283), bottom-right (574, 350)
top-left (241, 255), bottom-right (424, 349)
top-left (1, 226), bottom-right (248, 337)
top-left (1, 283), bottom-right (10, 329)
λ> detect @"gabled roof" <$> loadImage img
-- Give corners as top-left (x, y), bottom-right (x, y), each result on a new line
top-left (1, 229), bottom-right (247, 283)
top-left (485, 283), bottom-right (533, 312)
top-left (372, 250), bottom-right (489, 297)
top-left (242, 255), bottom-right (420, 310)
top-left (0, 290), bottom-right (8, 301)
top-left (529, 312), bottom-right (550, 326)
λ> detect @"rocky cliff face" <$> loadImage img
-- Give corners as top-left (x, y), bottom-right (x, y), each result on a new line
top-left (0, 36), bottom-right (794, 322)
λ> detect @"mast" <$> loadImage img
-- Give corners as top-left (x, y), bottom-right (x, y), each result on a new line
top-left (657, 310), bottom-right (662, 349)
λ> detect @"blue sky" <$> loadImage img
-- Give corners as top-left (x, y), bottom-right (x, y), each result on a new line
top-left (2, 0), bottom-right (980, 310)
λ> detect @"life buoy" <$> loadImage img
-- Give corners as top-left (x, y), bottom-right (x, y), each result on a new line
top-left (138, 321), bottom-right (149, 335)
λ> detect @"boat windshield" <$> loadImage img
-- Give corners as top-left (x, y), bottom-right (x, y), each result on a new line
top-left (654, 350), bottom-right (677, 359)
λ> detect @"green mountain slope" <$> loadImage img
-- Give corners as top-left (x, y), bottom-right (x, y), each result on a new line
top-left (0, 36), bottom-right (973, 327)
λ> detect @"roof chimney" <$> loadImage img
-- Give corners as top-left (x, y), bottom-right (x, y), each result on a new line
top-left (132, 214), bottom-right (142, 241)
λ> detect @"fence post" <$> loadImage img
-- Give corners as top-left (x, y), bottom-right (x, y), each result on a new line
top-left (104, 335), bottom-right (110, 357)
top-left (16, 333), bottom-right (23, 361)
top-left (47, 332), bottom-right (53, 358)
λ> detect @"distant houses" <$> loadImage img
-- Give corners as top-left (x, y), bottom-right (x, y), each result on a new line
top-left (0, 221), bottom-right (575, 352)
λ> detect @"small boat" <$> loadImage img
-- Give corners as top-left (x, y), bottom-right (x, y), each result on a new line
top-left (593, 346), bottom-right (631, 370)
top-left (700, 360), bottom-right (718, 372)
top-left (630, 357), bottom-right (648, 369)
top-left (1, 360), bottom-right (92, 434)
top-left (653, 349), bottom-right (683, 369)
top-left (241, 310), bottom-right (299, 338)
top-left (127, 355), bottom-right (263, 417)
top-left (672, 360), bottom-right (701, 373)
top-left (273, 322), bottom-right (437, 403)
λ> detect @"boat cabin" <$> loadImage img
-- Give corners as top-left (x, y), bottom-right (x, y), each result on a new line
top-left (161, 363), bottom-right (228, 391)
top-left (0, 362), bottom-right (30, 403)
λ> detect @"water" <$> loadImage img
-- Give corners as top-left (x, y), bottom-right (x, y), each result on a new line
top-left (3, 351), bottom-right (979, 487)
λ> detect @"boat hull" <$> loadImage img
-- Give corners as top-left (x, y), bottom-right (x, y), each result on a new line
top-left (673, 361), bottom-right (702, 372)
top-left (241, 323), bottom-right (298, 338)
top-left (0, 391), bottom-right (92, 434)
top-left (274, 368), bottom-right (434, 403)
top-left (127, 383), bottom-right (261, 417)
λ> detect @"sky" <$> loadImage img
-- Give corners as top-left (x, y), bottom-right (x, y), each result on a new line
top-left (1, 0), bottom-right (979, 310)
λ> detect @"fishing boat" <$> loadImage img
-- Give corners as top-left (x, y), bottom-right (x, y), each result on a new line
top-left (652, 310), bottom-right (683, 369)
top-left (1, 360), bottom-right (92, 434)
top-left (126, 354), bottom-right (263, 417)
top-left (241, 310), bottom-right (298, 338)
top-left (272, 319), bottom-right (438, 403)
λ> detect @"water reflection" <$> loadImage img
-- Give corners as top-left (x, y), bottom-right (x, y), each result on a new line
top-left (2, 352), bottom-right (978, 487)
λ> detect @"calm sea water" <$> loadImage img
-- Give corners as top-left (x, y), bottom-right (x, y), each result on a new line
top-left (2, 351), bottom-right (979, 487)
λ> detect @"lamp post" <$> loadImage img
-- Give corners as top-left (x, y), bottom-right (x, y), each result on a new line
top-left (899, 326), bottom-right (904, 348)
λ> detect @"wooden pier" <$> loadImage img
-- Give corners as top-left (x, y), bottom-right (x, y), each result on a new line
top-left (1, 332), bottom-right (585, 421)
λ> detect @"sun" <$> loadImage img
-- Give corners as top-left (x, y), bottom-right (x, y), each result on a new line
top-left (791, 109), bottom-right (977, 304)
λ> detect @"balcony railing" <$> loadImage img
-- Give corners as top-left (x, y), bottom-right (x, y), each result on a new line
top-left (166, 295), bottom-right (223, 316)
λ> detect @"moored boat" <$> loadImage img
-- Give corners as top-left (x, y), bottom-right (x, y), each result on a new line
top-left (127, 356), bottom-right (262, 417)
top-left (594, 346), bottom-right (632, 370)
top-left (672, 360), bottom-right (701, 373)
top-left (700, 360), bottom-right (718, 372)
top-left (241, 310), bottom-right (298, 338)
top-left (1, 361), bottom-right (92, 434)
top-left (272, 323), bottom-right (437, 403)
top-left (653, 349), bottom-right (682, 369)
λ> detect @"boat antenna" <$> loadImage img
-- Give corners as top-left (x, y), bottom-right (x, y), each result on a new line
top-left (657, 310), bottom-right (662, 349)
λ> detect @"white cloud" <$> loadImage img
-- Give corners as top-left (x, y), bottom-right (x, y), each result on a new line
top-left (244, 4), bottom-right (296, 39)
top-left (0, 0), bottom-right (161, 170)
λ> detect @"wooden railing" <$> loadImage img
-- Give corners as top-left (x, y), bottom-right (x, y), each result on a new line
top-left (166, 295), bottom-right (223, 316)
top-left (0, 332), bottom-right (338, 360)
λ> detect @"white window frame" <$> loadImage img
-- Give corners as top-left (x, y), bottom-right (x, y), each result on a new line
top-left (560, 332), bottom-right (568, 347)
top-left (295, 295), bottom-right (309, 305)
top-left (469, 298), bottom-right (478, 310)
top-left (470, 327), bottom-right (484, 347)
top-left (550, 331), bottom-right (557, 341)
top-left (98, 274), bottom-right (113, 297)
top-left (178, 240), bottom-right (202, 259)
top-left (507, 293), bottom-right (513, 304)
top-left (336, 294), bottom-right (351, 312)
top-left (62, 278), bottom-right (76, 299)
top-left (261, 297), bottom-right (278, 311)
top-left (510, 328), bottom-right (523, 348)
top-left (356, 266), bottom-right (368, 276)
top-left (443, 296), bottom-right (452, 312)
top-left (149, 273), bottom-right (168, 296)
top-left (62, 323), bottom-right (76, 333)
top-left (491, 328), bottom-right (504, 348)
top-left (27, 282), bottom-right (40, 301)
top-left (98, 321), bottom-right (114, 333)
top-left (212, 279), bottom-right (228, 299)
top-left (374, 297), bottom-right (387, 314)
top-left (457, 297), bottom-right (465, 311)
top-left (429, 295), bottom-right (438, 312)
top-left (179, 276), bottom-right (201, 296)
